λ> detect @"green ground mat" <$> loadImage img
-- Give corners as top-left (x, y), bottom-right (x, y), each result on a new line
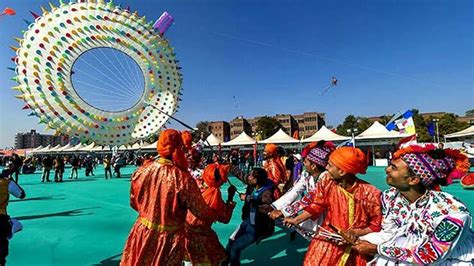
top-left (5, 166), bottom-right (474, 265)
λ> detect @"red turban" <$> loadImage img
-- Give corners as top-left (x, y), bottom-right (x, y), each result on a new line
top-left (157, 129), bottom-right (188, 171)
top-left (264, 143), bottom-right (278, 156)
top-left (201, 163), bottom-right (230, 210)
top-left (181, 131), bottom-right (193, 152)
top-left (202, 163), bottom-right (230, 188)
top-left (329, 146), bottom-right (367, 175)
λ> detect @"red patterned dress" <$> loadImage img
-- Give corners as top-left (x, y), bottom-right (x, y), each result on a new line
top-left (184, 193), bottom-right (235, 265)
top-left (303, 177), bottom-right (382, 266)
top-left (121, 159), bottom-right (214, 266)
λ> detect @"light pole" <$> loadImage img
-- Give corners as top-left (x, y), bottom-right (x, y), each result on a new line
top-left (346, 128), bottom-right (359, 148)
top-left (432, 119), bottom-right (440, 144)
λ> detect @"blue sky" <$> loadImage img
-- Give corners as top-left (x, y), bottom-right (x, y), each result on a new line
top-left (1, 0), bottom-right (473, 148)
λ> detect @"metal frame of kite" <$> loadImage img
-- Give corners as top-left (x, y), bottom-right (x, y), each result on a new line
top-left (11, 1), bottom-right (181, 147)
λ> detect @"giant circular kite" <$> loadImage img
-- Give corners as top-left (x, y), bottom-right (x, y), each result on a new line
top-left (11, 1), bottom-right (182, 146)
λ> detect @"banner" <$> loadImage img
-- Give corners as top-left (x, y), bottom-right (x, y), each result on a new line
top-left (386, 110), bottom-right (416, 134)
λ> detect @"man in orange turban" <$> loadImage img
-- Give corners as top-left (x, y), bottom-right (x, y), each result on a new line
top-left (263, 144), bottom-right (287, 197)
top-left (284, 146), bottom-right (382, 266)
top-left (184, 163), bottom-right (237, 266)
top-left (121, 129), bottom-right (215, 266)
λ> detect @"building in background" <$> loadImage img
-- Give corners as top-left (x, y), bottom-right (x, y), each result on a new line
top-left (14, 129), bottom-right (69, 149)
top-left (229, 116), bottom-right (252, 140)
top-left (208, 121), bottom-right (230, 142)
top-left (293, 112), bottom-right (326, 138)
top-left (274, 114), bottom-right (298, 135)
top-left (210, 112), bottom-right (326, 141)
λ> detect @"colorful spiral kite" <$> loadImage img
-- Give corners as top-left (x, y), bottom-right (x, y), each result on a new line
top-left (11, 0), bottom-right (182, 146)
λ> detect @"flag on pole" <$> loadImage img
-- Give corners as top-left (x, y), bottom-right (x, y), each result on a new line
top-left (427, 122), bottom-right (436, 138)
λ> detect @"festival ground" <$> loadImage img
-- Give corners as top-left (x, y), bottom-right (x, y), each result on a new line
top-left (5, 166), bottom-right (474, 265)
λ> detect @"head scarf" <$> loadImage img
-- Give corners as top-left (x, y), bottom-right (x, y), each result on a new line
top-left (306, 141), bottom-right (336, 168)
top-left (264, 144), bottom-right (278, 157)
top-left (394, 144), bottom-right (469, 190)
top-left (301, 142), bottom-right (318, 158)
top-left (157, 129), bottom-right (188, 171)
top-left (181, 131), bottom-right (193, 152)
top-left (329, 146), bottom-right (367, 175)
top-left (202, 163), bottom-right (230, 210)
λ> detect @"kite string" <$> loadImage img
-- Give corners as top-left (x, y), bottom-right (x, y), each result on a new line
top-left (203, 28), bottom-right (444, 88)
top-left (94, 48), bottom-right (140, 97)
top-left (72, 65), bottom-right (136, 99)
top-left (107, 48), bottom-right (143, 96)
top-left (121, 49), bottom-right (144, 96)
top-left (73, 79), bottom-right (137, 103)
top-left (74, 54), bottom-right (137, 99)
top-left (72, 77), bottom-right (135, 99)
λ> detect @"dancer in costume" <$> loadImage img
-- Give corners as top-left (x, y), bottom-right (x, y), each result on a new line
top-left (354, 144), bottom-right (474, 265)
top-left (184, 163), bottom-right (237, 265)
top-left (263, 144), bottom-right (287, 198)
top-left (284, 146), bottom-right (382, 265)
top-left (121, 129), bottom-right (215, 266)
top-left (269, 141), bottom-right (335, 240)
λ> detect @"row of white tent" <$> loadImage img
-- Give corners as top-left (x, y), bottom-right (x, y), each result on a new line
top-left (31, 122), bottom-right (474, 154)
top-left (206, 121), bottom-right (413, 146)
top-left (31, 142), bottom-right (157, 154)
top-left (445, 125), bottom-right (474, 139)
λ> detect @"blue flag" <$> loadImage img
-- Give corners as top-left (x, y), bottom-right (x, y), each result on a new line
top-left (427, 122), bottom-right (435, 137)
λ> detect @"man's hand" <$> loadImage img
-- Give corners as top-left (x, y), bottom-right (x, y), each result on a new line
top-left (227, 185), bottom-right (237, 201)
top-left (239, 193), bottom-right (246, 201)
top-left (282, 217), bottom-right (297, 227)
top-left (268, 210), bottom-right (283, 220)
top-left (340, 229), bottom-right (358, 245)
top-left (352, 240), bottom-right (378, 256)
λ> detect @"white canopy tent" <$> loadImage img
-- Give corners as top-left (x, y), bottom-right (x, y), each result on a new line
top-left (355, 121), bottom-right (411, 140)
top-left (223, 132), bottom-right (256, 146)
top-left (445, 125), bottom-right (474, 139)
top-left (91, 144), bottom-right (106, 152)
top-left (56, 143), bottom-right (72, 152)
top-left (47, 144), bottom-right (62, 152)
top-left (142, 141), bottom-right (158, 150)
top-left (354, 121), bottom-right (412, 166)
top-left (302, 126), bottom-right (350, 142)
top-left (130, 143), bottom-right (142, 150)
top-left (79, 143), bottom-right (96, 152)
top-left (205, 133), bottom-right (223, 146)
top-left (118, 144), bottom-right (131, 151)
top-left (32, 145), bottom-right (51, 154)
top-left (66, 143), bottom-right (84, 152)
top-left (32, 145), bottom-right (44, 152)
top-left (259, 129), bottom-right (298, 144)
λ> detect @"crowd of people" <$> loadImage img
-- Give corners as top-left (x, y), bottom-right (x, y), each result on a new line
top-left (0, 129), bottom-right (473, 265)
top-left (0, 152), bottom-right (156, 183)
top-left (119, 128), bottom-right (474, 266)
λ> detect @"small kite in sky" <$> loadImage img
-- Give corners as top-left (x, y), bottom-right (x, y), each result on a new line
top-left (1, 7), bottom-right (16, 17)
top-left (320, 76), bottom-right (338, 95)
